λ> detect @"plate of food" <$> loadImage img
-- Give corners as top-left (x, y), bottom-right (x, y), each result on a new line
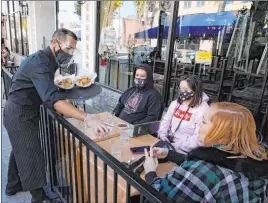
top-left (54, 74), bottom-right (75, 90)
top-left (75, 72), bottom-right (97, 88)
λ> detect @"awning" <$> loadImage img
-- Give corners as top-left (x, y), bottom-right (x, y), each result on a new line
top-left (134, 11), bottom-right (237, 39)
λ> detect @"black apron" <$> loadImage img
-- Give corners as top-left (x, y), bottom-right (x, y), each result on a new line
top-left (3, 100), bottom-right (46, 191)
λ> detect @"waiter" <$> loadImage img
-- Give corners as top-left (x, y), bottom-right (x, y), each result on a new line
top-left (3, 28), bottom-right (108, 203)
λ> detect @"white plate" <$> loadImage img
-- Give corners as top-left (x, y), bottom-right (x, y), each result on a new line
top-left (54, 74), bottom-right (75, 90)
top-left (75, 72), bottom-right (97, 88)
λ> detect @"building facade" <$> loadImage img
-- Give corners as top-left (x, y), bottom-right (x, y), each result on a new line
top-left (1, 1), bottom-right (261, 88)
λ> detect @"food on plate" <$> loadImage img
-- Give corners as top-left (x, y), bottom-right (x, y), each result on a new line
top-left (58, 78), bottom-right (73, 88)
top-left (76, 76), bottom-right (91, 86)
top-left (116, 123), bottom-right (128, 128)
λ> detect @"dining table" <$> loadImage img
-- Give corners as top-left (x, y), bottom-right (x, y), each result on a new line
top-left (59, 112), bottom-right (179, 203)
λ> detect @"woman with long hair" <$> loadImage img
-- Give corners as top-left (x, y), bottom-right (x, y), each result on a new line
top-left (144, 102), bottom-right (268, 202)
top-left (158, 75), bottom-right (209, 152)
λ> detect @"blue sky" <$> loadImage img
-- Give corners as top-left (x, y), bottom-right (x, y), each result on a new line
top-left (59, 1), bottom-right (138, 18)
top-left (115, 1), bottom-right (137, 19)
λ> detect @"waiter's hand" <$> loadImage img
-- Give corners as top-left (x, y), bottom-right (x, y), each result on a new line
top-left (84, 114), bottom-right (109, 137)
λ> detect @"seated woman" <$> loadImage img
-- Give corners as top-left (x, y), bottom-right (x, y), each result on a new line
top-left (113, 64), bottom-right (164, 124)
top-left (1, 47), bottom-right (10, 66)
top-left (144, 102), bottom-right (268, 202)
top-left (158, 75), bottom-right (209, 152)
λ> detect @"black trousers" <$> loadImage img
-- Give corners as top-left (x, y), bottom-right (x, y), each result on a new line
top-left (6, 150), bottom-right (21, 189)
top-left (4, 100), bottom-right (47, 200)
top-left (7, 150), bottom-right (46, 200)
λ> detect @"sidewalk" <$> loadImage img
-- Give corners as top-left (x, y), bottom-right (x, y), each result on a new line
top-left (1, 96), bottom-right (32, 202)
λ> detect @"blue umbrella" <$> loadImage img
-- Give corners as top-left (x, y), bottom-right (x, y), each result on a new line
top-left (134, 11), bottom-right (237, 39)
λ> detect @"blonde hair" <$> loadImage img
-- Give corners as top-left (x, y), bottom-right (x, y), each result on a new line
top-left (204, 102), bottom-right (267, 161)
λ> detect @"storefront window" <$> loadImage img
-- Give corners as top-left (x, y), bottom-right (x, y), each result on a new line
top-left (57, 1), bottom-right (82, 42)
top-left (98, 1), bottom-right (167, 91)
top-left (56, 1), bottom-right (83, 74)
top-left (15, 12), bottom-right (22, 54)
top-left (161, 0), bottom-right (268, 105)
top-left (6, 1), bottom-right (29, 56)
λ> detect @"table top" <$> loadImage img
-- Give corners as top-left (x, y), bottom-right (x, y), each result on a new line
top-left (66, 112), bottom-right (130, 142)
top-left (97, 135), bottom-right (158, 163)
top-left (97, 134), bottom-right (178, 178)
top-left (59, 84), bottom-right (102, 100)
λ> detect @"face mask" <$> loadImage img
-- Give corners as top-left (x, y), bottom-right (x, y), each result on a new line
top-left (134, 78), bottom-right (146, 89)
top-left (55, 48), bottom-right (73, 66)
top-left (178, 90), bottom-right (194, 103)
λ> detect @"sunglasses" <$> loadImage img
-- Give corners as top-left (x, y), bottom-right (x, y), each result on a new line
top-left (56, 39), bottom-right (76, 54)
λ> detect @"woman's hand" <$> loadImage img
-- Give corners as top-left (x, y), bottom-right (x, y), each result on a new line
top-left (144, 147), bottom-right (159, 174)
top-left (152, 147), bottom-right (169, 159)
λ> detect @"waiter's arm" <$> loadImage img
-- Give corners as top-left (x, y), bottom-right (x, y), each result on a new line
top-left (54, 100), bottom-right (87, 121)
top-left (31, 63), bottom-right (108, 135)
top-left (31, 63), bottom-right (86, 121)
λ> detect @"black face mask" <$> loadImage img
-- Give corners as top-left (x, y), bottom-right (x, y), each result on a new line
top-left (54, 48), bottom-right (73, 66)
top-left (178, 90), bottom-right (194, 103)
top-left (134, 78), bottom-right (146, 89)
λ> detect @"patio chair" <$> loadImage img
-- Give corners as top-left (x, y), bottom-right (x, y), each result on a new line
top-left (228, 61), bottom-right (268, 118)
top-left (196, 57), bottom-right (228, 102)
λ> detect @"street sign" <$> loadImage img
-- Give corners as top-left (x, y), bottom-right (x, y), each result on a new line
top-left (195, 51), bottom-right (212, 64)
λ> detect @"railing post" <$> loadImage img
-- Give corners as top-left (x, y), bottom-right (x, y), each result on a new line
top-left (45, 107), bottom-right (58, 188)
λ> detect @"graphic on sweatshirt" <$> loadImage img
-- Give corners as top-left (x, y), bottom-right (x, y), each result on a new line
top-left (124, 92), bottom-right (143, 114)
top-left (174, 108), bottom-right (193, 121)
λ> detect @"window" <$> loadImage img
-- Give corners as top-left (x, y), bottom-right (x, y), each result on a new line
top-left (7, 1), bottom-right (29, 56)
top-left (197, 1), bottom-right (205, 7)
top-left (98, 1), bottom-right (165, 92)
top-left (56, 1), bottom-right (83, 75)
top-left (56, 1), bottom-right (82, 42)
top-left (224, 1), bottom-right (233, 5)
top-left (184, 1), bottom-right (191, 9)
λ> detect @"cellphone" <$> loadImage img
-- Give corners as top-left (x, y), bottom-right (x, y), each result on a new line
top-left (130, 146), bottom-right (150, 154)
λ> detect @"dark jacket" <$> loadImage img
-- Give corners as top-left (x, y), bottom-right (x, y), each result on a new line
top-left (113, 64), bottom-right (164, 124)
top-left (146, 147), bottom-right (268, 203)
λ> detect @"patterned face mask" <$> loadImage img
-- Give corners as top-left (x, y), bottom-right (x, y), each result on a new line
top-left (134, 78), bottom-right (146, 89)
top-left (178, 90), bottom-right (194, 103)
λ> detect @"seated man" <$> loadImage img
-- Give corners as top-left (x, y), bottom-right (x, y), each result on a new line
top-left (113, 64), bottom-right (164, 124)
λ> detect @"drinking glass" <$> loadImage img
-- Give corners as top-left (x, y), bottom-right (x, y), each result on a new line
top-left (106, 113), bottom-right (116, 126)
top-left (120, 127), bottom-right (130, 141)
top-left (110, 139), bottom-right (121, 158)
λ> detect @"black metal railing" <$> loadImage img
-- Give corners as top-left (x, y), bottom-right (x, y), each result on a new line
top-left (2, 66), bottom-right (18, 99)
top-left (39, 105), bottom-right (173, 203)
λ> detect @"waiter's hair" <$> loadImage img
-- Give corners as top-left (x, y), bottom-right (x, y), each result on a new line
top-left (52, 28), bottom-right (77, 41)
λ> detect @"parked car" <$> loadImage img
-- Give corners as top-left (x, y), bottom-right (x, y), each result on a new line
top-left (176, 49), bottom-right (196, 64)
top-left (133, 45), bottom-right (154, 65)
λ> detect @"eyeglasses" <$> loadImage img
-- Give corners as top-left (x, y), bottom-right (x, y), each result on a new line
top-left (56, 39), bottom-right (76, 55)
